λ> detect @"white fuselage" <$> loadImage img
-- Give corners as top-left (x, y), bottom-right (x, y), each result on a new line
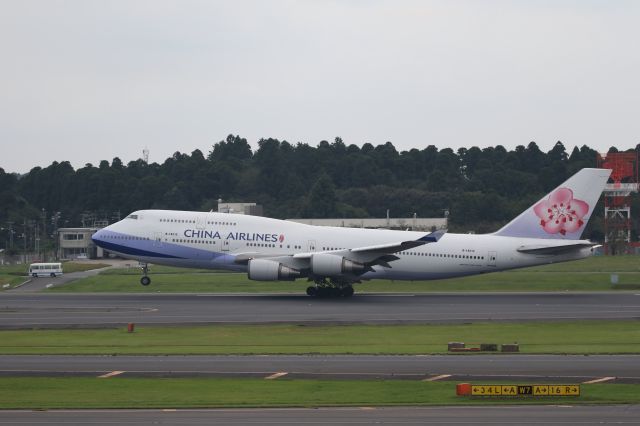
top-left (93, 210), bottom-right (594, 281)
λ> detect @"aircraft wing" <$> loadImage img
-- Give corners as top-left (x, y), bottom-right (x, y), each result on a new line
top-left (344, 229), bottom-right (446, 264)
top-left (234, 230), bottom-right (446, 273)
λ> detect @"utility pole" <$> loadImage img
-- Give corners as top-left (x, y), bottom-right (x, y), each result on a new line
top-left (51, 212), bottom-right (61, 260)
top-left (41, 209), bottom-right (47, 261)
top-left (22, 219), bottom-right (27, 264)
top-left (7, 222), bottom-right (13, 250)
top-left (34, 222), bottom-right (40, 261)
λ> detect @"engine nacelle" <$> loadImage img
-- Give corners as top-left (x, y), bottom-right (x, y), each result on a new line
top-left (310, 253), bottom-right (365, 276)
top-left (248, 259), bottom-right (300, 281)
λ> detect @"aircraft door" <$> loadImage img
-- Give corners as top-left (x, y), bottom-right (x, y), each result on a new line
top-left (153, 232), bottom-right (163, 247)
top-left (196, 215), bottom-right (207, 230)
top-left (487, 251), bottom-right (497, 267)
top-left (221, 237), bottom-right (240, 253)
top-left (307, 240), bottom-right (317, 252)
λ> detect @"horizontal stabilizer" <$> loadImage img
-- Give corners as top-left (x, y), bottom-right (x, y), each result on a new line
top-left (517, 242), bottom-right (595, 255)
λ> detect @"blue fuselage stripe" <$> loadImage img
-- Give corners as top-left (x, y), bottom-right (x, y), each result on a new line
top-left (93, 239), bottom-right (183, 259)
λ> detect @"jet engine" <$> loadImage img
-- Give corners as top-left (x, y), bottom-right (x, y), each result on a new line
top-left (248, 259), bottom-right (300, 281)
top-left (310, 253), bottom-right (365, 276)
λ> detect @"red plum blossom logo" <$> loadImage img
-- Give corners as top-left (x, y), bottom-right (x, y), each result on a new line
top-left (279, 234), bottom-right (285, 243)
top-left (533, 188), bottom-right (589, 236)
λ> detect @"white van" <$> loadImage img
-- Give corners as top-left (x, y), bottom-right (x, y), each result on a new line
top-left (28, 263), bottom-right (63, 278)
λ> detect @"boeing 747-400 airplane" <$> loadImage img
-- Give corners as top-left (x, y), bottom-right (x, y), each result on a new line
top-left (92, 168), bottom-right (611, 297)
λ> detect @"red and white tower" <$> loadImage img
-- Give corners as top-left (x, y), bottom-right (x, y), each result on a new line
top-left (596, 152), bottom-right (639, 255)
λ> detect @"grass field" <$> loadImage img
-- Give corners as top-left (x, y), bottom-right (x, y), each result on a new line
top-left (0, 261), bottom-right (109, 290)
top-left (0, 377), bottom-right (638, 409)
top-left (48, 256), bottom-right (640, 293)
top-left (0, 273), bottom-right (27, 289)
top-left (2, 321), bottom-right (638, 355)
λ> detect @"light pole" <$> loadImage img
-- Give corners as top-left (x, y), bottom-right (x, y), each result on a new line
top-left (0, 228), bottom-right (5, 252)
top-left (41, 209), bottom-right (47, 261)
top-left (20, 230), bottom-right (26, 264)
top-left (51, 212), bottom-right (61, 260)
top-left (7, 222), bottom-right (14, 250)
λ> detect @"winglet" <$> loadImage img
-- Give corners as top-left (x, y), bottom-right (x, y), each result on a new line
top-left (419, 229), bottom-right (446, 243)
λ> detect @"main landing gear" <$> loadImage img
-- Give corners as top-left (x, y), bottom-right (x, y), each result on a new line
top-left (306, 279), bottom-right (355, 298)
top-left (139, 263), bottom-right (151, 286)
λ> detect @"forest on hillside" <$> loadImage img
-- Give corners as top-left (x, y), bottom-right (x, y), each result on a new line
top-left (1, 135), bottom-right (639, 253)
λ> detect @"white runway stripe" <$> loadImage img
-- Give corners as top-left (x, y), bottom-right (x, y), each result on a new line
top-left (98, 370), bottom-right (125, 378)
top-left (582, 376), bottom-right (616, 384)
top-left (423, 374), bottom-right (452, 381)
top-left (264, 372), bottom-right (288, 380)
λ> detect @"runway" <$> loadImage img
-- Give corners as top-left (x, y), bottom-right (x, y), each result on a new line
top-left (1, 405), bottom-right (638, 425)
top-left (1, 354), bottom-right (639, 383)
top-left (1, 292), bottom-right (639, 328)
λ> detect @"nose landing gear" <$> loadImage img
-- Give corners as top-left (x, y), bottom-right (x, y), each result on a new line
top-left (139, 263), bottom-right (151, 286)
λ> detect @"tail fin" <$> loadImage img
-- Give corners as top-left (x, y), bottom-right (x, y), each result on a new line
top-left (494, 168), bottom-right (612, 239)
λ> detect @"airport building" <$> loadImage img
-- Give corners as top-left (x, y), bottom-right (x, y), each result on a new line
top-left (217, 202), bottom-right (263, 216)
top-left (57, 227), bottom-right (103, 260)
top-left (217, 201), bottom-right (447, 231)
top-left (287, 217), bottom-right (447, 232)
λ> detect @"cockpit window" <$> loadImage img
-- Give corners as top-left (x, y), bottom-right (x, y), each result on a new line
top-left (127, 214), bottom-right (138, 220)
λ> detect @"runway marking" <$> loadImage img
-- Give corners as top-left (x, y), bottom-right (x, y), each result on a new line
top-left (265, 372), bottom-right (288, 380)
top-left (583, 376), bottom-right (616, 384)
top-left (98, 370), bottom-right (125, 378)
top-left (423, 374), bottom-right (452, 382)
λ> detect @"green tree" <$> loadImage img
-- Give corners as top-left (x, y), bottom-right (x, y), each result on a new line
top-left (304, 174), bottom-right (337, 218)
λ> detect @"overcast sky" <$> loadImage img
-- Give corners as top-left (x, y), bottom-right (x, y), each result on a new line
top-left (1, 0), bottom-right (639, 173)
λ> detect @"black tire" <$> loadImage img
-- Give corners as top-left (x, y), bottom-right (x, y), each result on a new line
top-left (341, 286), bottom-right (354, 297)
top-left (32, 273), bottom-right (37, 278)
top-left (306, 286), bottom-right (317, 297)
top-left (50, 273), bottom-right (56, 278)
top-left (140, 276), bottom-right (151, 286)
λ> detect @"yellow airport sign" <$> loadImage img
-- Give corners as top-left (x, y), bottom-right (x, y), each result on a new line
top-left (548, 385), bottom-right (580, 396)
top-left (469, 384), bottom-right (580, 397)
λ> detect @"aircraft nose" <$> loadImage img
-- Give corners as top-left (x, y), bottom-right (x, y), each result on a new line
top-left (92, 228), bottom-right (107, 247)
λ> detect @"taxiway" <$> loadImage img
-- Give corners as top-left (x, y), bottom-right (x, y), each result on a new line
top-left (0, 405), bottom-right (638, 425)
top-left (1, 292), bottom-right (638, 328)
top-left (0, 354), bottom-right (638, 383)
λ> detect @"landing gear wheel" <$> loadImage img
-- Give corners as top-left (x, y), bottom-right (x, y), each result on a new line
top-left (341, 286), bottom-right (354, 297)
top-left (138, 263), bottom-right (151, 286)
top-left (306, 280), bottom-right (356, 298)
